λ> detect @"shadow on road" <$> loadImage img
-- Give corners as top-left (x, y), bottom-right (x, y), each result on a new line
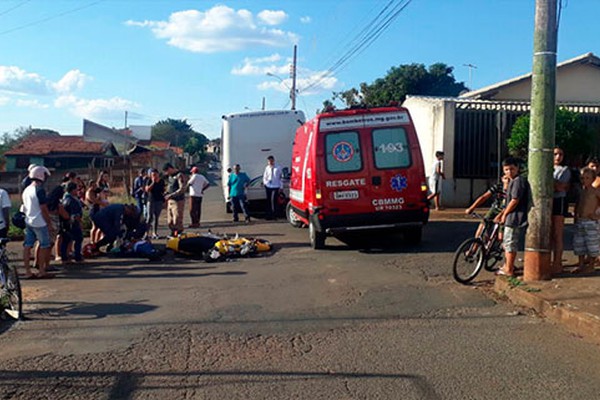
top-left (0, 368), bottom-right (442, 400)
top-left (25, 299), bottom-right (158, 320)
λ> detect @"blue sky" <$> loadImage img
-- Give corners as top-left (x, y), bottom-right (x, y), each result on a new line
top-left (0, 0), bottom-right (597, 139)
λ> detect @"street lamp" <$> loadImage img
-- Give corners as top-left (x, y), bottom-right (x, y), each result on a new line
top-left (266, 72), bottom-right (296, 110)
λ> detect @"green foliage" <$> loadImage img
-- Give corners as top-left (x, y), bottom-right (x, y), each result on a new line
top-left (324, 62), bottom-right (468, 109)
top-left (151, 118), bottom-right (209, 157)
top-left (508, 108), bottom-right (592, 162)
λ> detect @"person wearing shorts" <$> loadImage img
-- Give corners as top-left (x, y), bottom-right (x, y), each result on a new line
top-left (22, 166), bottom-right (54, 279)
top-left (572, 167), bottom-right (600, 273)
top-left (427, 151), bottom-right (445, 210)
top-left (495, 157), bottom-right (530, 277)
top-left (552, 147), bottom-right (571, 274)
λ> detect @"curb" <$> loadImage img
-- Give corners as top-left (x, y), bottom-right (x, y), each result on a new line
top-left (494, 277), bottom-right (600, 345)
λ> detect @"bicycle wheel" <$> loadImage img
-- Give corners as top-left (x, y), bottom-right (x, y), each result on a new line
top-left (453, 238), bottom-right (485, 284)
top-left (484, 239), bottom-right (503, 272)
top-left (1, 264), bottom-right (22, 320)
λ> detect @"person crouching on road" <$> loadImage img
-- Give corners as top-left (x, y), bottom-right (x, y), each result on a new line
top-left (572, 167), bottom-right (600, 274)
top-left (494, 157), bottom-right (530, 277)
top-left (91, 204), bottom-right (139, 252)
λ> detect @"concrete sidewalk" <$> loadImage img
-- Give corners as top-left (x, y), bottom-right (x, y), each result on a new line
top-left (430, 208), bottom-right (600, 345)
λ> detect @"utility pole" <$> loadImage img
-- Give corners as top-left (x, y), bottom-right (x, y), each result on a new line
top-left (290, 45), bottom-right (297, 111)
top-left (124, 110), bottom-right (128, 128)
top-left (524, 0), bottom-right (557, 282)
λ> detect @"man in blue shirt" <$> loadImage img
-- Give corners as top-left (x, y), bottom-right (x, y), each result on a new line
top-left (227, 164), bottom-right (250, 223)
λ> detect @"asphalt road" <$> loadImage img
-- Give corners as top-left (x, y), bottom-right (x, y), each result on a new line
top-left (1, 182), bottom-right (599, 399)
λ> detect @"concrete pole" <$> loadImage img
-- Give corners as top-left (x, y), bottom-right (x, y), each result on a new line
top-left (523, 0), bottom-right (557, 282)
top-left (291, 45), bottom-right (297, 111)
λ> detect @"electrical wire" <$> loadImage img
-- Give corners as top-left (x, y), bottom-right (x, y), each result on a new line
top-left (0, 0), bottom-right (32, 18)
top-left (0, 0), bottom-right (105, 36)
top-left (301, 0), bottom-right (413, 94)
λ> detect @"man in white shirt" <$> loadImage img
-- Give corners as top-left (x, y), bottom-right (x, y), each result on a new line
top-left (22, 166), bottom-right (54, 279)
top-left (263, 155), bottom-right (283, 220)
top-left (187, 166), bottom-right (210, 228)
top-left (0, 185), bottom-right (11, 238)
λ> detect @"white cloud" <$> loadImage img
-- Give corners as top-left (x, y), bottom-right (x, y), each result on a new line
top-left (15, 99), bottom-right (49, 109)
top-left (0, 66), bottom-right (51, 95)
top-left (127, 5), bottom-right (299, 53)
top-left (0, 96), bottom-right (9, 106)
top-left (231, 53), bottom-right (288, 76)
top-left (53, 70), bottom-right (89, 93)
top-left (300, 16), bottom-right (312, 24)
top-left (258, 10), bottom-right (288, 25)
top-left (55, 95), bottom-right (139, 120)
top-left (0, 66), bottom-right (88, 97)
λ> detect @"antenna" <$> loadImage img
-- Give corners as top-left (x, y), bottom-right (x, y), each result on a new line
top-left (463, 63), bottom-right (478, 89)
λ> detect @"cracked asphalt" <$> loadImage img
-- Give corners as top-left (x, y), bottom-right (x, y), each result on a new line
top-left (1, 188), bottom-right (600, 399)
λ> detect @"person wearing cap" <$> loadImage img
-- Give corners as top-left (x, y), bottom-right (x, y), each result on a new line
top-left (162, 163), bottom-right (187, 236)
top-left (187, 166), bottom-right (210, 228)
top-left (263, 155), bottom-right (283, 220)
top-left (22, 166), bottom-right (54, 279)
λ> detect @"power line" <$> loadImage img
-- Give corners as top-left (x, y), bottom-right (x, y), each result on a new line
top-left (0, 0), bottom-right (104, 36)
top-left (0, 0), bottom-right (32, 18)
top-left (301, 0), bottom-right (413, 93)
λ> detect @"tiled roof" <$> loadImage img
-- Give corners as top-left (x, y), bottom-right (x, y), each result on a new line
top-left (5, 135), bottom-right (109, 156)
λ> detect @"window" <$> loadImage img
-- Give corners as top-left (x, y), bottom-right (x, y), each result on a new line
top-left (325, 131), bottom-right (362, 173)
top-left (372, 127), bottom-right (411, 169)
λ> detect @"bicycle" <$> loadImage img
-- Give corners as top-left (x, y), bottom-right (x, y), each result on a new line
top-left (0, 238), bottom-right (22, 320)
top-left (452, 213), bottom-right (504, 284)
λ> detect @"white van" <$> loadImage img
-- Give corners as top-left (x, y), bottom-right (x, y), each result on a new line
top-left (221, 109), bottom-right (306, 210)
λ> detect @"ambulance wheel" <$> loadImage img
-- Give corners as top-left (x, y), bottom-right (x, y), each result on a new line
top-left (309, 221), bottom-right (326, 249)
top-left (286, 202), bottom-right (302, 228)
top-left (404, 227), bottom-right (422, 245)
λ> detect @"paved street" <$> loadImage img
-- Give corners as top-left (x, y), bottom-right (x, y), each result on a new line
top-left (1, 185), bottom-right (600, 399)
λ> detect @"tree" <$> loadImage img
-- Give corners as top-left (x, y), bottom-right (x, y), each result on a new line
top-left (151, 118), bottom-right (209, 157)
top-left (508, 108), bottom-right (592, 164)
top-left (324, 62), bottom-right (468, 109)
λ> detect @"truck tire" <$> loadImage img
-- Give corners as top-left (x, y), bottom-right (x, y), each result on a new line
top-left (309, 220), bottom-right (326, 249)
top-left (286, 202), bottom-right (303, 228)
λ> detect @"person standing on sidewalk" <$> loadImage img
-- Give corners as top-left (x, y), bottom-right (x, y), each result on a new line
top-left (163, 163), bottom-right (187, 236)
top-left (427, 151), bottom-right (445, 211)
top-left (22, 166), bottom-right (54, 279)
top-left (494, 157), bottom-right (530, 277)
top-left (187, 166), bottom-right (210, 228)
top-left (263, 155), bottom-right (283, 220)
top-left (552, 147), bottom-right (571, 274)
top-left (572, 167), bottom-right (600, 274)
top-left (227, 164), bottom-right (250, 223)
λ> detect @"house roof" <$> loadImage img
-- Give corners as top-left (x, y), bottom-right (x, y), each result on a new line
top-left (460, 52), bottom-right (600, 100)
top-left (5, 135), bottom-right (116, 156)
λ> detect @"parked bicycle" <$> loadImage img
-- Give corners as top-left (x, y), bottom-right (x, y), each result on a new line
top-left (0, 238), bottom-right (22, 320)
top-left (453, 213), bottom-right (504, 284)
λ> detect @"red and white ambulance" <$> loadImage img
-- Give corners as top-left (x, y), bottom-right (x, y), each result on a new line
top-left (287, 106), bottom-right (429, 249)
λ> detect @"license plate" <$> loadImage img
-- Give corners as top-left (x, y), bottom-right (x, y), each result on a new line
top-left (334, 190), bottom-right (359, 200)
